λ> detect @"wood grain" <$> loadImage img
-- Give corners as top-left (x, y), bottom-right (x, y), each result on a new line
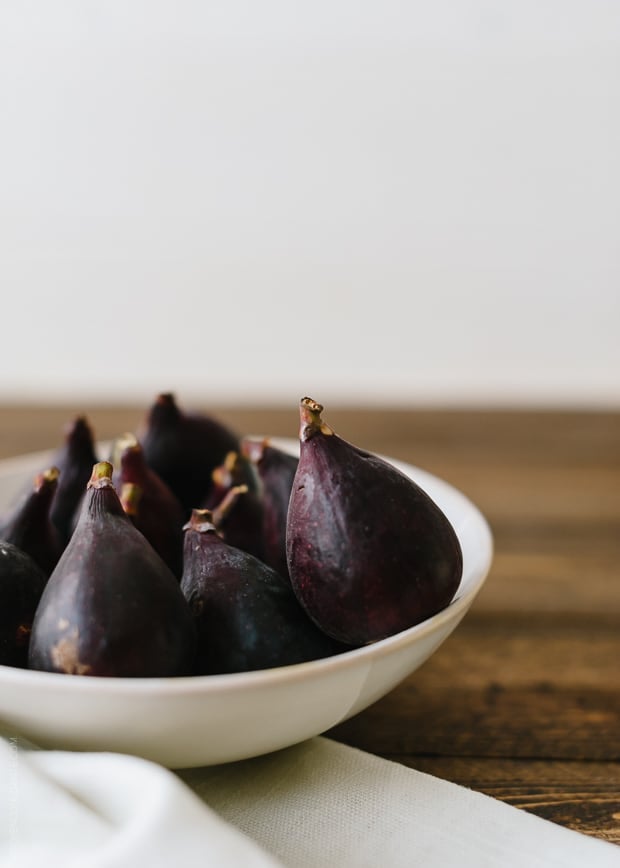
top-left (0, 404), bottom-right (618, 845)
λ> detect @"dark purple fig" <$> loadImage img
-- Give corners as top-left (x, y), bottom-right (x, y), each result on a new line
top-left (242, 437), bottom-right (298, 581)
top-left (0, 541), bottom-right (47, 668)
top-left (29, 462), bottom-right (195, 677)
top-left (203, 452), bottom-right (265, 561)
top-left (0, 467), bottom-right (64, 577)
top-left (286, 398), bottom-right (463, 645)
top-left (112, 434), bottom-right (185, 579)
top-left (50, 416), bottom-right (99, 544)
top-left (180, 498), bottom-right (349, 675)
top-left (139, 393), bottom-right (240, 513)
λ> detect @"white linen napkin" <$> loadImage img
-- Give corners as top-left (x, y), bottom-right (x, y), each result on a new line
top-left (1, 735), bottom-right (618, 868)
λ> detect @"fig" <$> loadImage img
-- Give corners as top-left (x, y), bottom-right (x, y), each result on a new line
top-left (0, 541), bottom-right (47, 668)
top-left (181, 492), bottom-right (348, 675)
top-left (203, 452), bottom-right (265, 561)
top-left (113, 433), bottom-right (185, 578)
top-left (139, 393), bottom-right (240, 513)
top-left (0, 467), bottom-right (64, 576)
top-left (286, 398), bottom-right (463, 645)
top-left (50, 416), bottom-right (99, 544)
top-left (242, 437), bottom-right (298, 581)
top-left (29, 462), bottom-right (195, 677)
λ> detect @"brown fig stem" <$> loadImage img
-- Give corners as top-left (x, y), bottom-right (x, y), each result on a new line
top-left (87, 461), bottom-right (115, 489)
top-left (299, 397), bottom-right (333, 442)
top-left (211, 451), bottom-right (239, 489)
top-left (183, 508), bottom-right (218, 534)
top-left (211, 484), bottom-right (249, 528)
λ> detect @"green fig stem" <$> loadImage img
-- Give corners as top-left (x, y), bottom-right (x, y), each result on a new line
top-left (184, 508), bottom-right (218, 534)
top-left (87, 461), bottom-right (115, 489)
top-left (299, 397), bottom-right (333, 442)
top-left (120, 482), bottom-right (143, 517)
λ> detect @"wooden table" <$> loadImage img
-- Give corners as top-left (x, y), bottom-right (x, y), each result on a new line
top-left (1, 405), bottom-right (618, 846)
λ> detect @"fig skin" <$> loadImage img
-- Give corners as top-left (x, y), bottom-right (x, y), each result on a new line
top-left (0, 541), bottom-right (47, 668)
top-left (113, 434), bottom-right (185, 579)
top-left (0, 467), bottom-right (64, 577)
top-left (181, 506), bottom-right (349, 675)
top-left (286, 398), bottom-right (463, 646)
top-left (242, 437), bottom-right (298, 581)
top-left (139, 393), bottom-right (240, 514)
top-left (50, 416), bottom-right (99, 544)
top-left (29, 462), bottom-right (196, 678)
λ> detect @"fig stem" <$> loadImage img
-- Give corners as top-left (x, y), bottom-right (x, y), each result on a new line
top-left (87, 461), bottom-right (115, 489)
top-left (299, 397), bottom-right (333, 442)
top-left (211, 484), bottom-right (249, 527)
top-left (120, 482), bottom-right (142, 517)
top-left (36, 466), bottom-right (60, 490)
top-left (184, 508), bottom-right (217, 534)
top-left (212, 451), bottom-right (239, 489)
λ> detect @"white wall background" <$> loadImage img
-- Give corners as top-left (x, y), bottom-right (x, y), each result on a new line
top-left (1, 1), bottom-right (618, 406)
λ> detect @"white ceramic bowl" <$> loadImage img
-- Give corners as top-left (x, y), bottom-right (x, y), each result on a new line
top-left (0, 438), bottom-right (492, 768)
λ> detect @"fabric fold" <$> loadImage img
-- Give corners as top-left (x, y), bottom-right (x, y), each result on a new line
top-left (0, 736), bottom-right (280, 868)
top-left (1, 735), bottom-right (618, 868)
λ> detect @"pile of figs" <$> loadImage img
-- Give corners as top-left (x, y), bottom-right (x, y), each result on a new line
top-left (0, 395), bottom-right (463, 678)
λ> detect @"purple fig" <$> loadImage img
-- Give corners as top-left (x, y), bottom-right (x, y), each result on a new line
top-left (29, 462), bottom-right (195, 677)
top-left (203, 452), bottom-right (265, 561)
top-left (181, 493), bottom-right (349, 675)
top-left (0, 541), bottom-right (47, 668)
top-left (113, 434), bottom-right (185, 579)
top-left (0, 467), bottom-right (64, 577)
top-left (139, 393), bottom-right (240, 513)
top-left (50, 416), bottom-right (99, 544)
top-left (242, 437), bottom-right (298, 581)
top-left (286, 398), bottom-right (463, 645)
